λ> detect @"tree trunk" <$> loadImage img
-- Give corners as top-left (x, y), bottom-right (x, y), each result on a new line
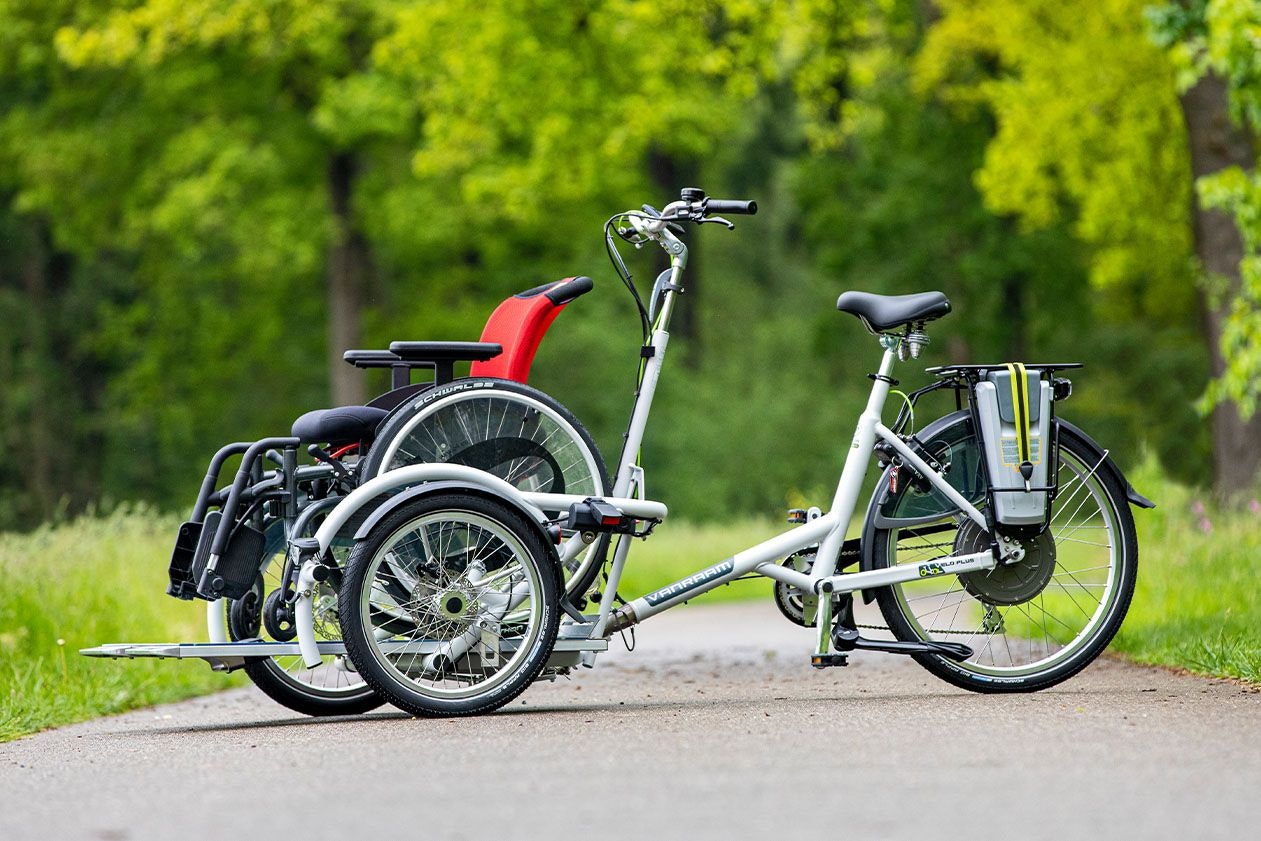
top-left (1001, 269), bottom-right (1026, 362)
top-left (20, 221), bottom-right (56, 519)
top-left (1179, 71), bottom-right (1261, 496)
top-left (648, 150), bottom-right (701, 364)
top-left (326, 152), bottom-right (370, 406)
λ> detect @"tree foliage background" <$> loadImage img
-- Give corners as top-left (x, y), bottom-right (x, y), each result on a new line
top-left (1, 0), bottom-right (1257, 529)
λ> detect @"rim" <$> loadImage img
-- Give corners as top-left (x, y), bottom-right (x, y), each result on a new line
top-left (245, 541), bottom-right (371, 698)
top-left (885, 444), bottom-right (1124, 677)
top-left (374, 389), bottom-right (605, 592)
top-left (377, 390), bottom-right (602, 496)
top-left (358, 510), bottom-right (545, 700)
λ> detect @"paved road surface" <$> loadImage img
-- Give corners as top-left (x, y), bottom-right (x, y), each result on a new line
top-left (2, 601), bottom-right (1257, 841)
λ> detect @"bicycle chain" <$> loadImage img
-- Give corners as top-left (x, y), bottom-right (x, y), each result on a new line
top-left (855, 622), bottom-right (991, 636)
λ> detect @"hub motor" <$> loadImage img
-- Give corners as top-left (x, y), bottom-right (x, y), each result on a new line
top-left (954, 519), bottom-right (1057, 605)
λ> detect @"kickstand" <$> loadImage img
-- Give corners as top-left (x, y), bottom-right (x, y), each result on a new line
top-left (831, 594), bottom-right (861, 649)
top-left (829, 592), bottom-right (972, 661)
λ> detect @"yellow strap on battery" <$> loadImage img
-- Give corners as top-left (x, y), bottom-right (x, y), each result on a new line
top-left (1005, 362), bottom-right (1031, 463)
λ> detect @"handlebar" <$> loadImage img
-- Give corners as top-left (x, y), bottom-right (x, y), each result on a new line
top-left (607, 187), bottom-right (759, 342)
top-left (704, 199), bottom-right (757, 216)
top-left (630, 189), bottom-right (758, 237)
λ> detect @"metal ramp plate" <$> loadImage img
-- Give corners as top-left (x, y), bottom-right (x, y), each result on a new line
top-left (81, 636), bottom-right (608, 671)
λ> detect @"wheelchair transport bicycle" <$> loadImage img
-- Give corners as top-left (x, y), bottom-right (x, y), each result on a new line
top-left (85, 187), bottom-right (1154, 717)
top-left (84, 276), bottom-right (612, 716)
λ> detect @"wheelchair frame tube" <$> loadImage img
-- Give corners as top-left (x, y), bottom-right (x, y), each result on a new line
top-left (201, 437), bottom-right (301, 595)
top-left (190, 442), bottom-right (252, 522)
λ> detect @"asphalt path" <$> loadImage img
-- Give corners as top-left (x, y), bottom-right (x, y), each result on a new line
top-left (1, 601), bottom-right (1257, 841)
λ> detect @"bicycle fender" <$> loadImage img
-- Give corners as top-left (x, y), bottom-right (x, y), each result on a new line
top-left (311, 463), bottom-right (549, 558)
top-left (857, 412), bottom-right (1153, 603)
top-left (349, 479), bottom-right (560, 568)
top-left (1056, 418), bottom-right (1156, 510)
top-left (858, 409), bottom-right (972, 603)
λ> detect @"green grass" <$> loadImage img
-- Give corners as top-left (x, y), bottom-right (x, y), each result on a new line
top-left (1108, 460), bottom-right (1261, 683)
top-left (2, 471), bottom-right (1256, 742)
top-left (613, 518), bottom-right (787, 604)
top-left (0, 508), bottom-right (243, 742)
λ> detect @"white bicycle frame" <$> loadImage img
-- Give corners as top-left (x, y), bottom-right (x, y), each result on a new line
top-left (573, 205), bottom-right (998, 659)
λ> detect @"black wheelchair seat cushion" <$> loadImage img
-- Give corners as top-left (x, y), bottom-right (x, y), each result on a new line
top-left (291, 405), bottom-right (389, 445)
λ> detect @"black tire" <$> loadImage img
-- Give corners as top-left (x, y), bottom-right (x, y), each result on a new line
top-left (339, 493), bottom-right (562, 717)
top-left (238, 659), bottom-right (384, 717)
top-left (361, 378), bottom-right (610, 599)
top-left (228, 524), bottom-right (384, 717)
top-left (870, 424), bottom-right (1138, 693)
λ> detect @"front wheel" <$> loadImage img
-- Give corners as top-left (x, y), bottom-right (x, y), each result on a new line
top-left (339, 493), bottom-right (561, 717)
top-left (870, 424), bottom-right (1138, 692)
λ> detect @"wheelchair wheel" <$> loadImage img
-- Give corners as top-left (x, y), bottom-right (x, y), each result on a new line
top-left (339, 492), bottom-right (561, 717)
top-left (227, 525), bottom-right (383, 717)
top-left (361, 378), bottom-right (610, 599)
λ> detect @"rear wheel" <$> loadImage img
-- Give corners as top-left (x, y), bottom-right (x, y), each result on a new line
top-left (870, 425), bottom-right (1138, 692)
top-left (338, 493), bottom-right (561, 717)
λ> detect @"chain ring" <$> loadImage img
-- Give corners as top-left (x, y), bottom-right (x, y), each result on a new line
top-left (955, 520), bottom-right (1057, 605)
top-left (774, 551), bottom-right (842, 628)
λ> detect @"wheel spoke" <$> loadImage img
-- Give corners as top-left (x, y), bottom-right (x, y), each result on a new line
top-left (879, 432), bottom-right (1130, 682)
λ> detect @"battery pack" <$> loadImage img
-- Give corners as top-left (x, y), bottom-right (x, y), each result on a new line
top-left (973, 364), bottom-right (1053, 527)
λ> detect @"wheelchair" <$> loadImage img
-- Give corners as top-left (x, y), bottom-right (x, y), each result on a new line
top-left (163, 276), bottom-right (610, 715)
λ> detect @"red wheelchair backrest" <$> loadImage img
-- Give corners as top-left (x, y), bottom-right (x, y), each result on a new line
top-left (470, 276), bottom-right (593, 383)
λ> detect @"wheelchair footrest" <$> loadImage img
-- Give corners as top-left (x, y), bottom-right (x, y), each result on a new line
top-left (189, 512), bottom-right (267, 601)
top-left (166, 521), bottom-right (203, 601)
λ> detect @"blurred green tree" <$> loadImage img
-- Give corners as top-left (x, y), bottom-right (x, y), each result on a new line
top-left (0, 0), bottom-right (1232, 528)
top-left (919, 0), bottom-right (1251, 494)
top-left (1150, 1), bottom-right (1261, 431)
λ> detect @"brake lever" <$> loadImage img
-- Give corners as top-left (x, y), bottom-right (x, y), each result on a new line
top-left (639, 204), bottom-right (687, 234)
top-left (698, 215), bottom-right (736, 230)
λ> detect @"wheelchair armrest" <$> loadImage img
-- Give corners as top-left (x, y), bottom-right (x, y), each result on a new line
top-left (384, 342), bottom-right (503, 386)
top-left (387, 341), bottom-right (503, 363)
top-left (343, 350), bottom-right (402, 369)
top-left (344, 349), bottom-right (415, 389)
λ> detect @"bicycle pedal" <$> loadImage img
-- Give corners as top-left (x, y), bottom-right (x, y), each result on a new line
top-left (810, 654), bottom-right (849, 669)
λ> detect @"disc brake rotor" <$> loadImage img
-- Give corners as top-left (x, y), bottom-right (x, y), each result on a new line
top-left (955, 520), bottom-right (1057, 606)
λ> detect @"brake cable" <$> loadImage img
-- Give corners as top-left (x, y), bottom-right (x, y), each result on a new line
top-left (603, 214), bottom-right (653, 346)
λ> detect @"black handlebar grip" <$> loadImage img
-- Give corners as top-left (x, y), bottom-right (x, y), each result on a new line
top-left (705, 199), bottom-right (757, 216)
